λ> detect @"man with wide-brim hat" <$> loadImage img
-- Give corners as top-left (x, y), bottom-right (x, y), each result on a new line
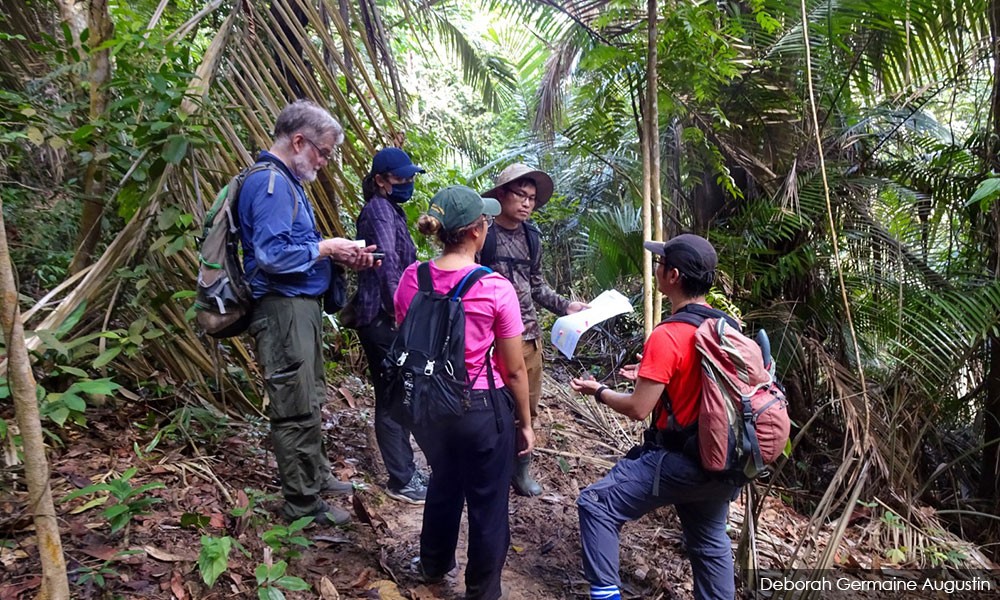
top-left (479, 163), bottom-right (588, 497)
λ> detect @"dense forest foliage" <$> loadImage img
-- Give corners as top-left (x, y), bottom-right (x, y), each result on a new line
top-left (2, 0), bottom-right (1000, 597)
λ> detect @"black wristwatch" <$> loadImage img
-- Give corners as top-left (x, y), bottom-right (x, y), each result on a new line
top-left (595, 385), bottom-right (609, 404)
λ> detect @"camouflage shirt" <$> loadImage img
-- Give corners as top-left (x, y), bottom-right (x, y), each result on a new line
top-left (479, 222), bottom-right (570, 341)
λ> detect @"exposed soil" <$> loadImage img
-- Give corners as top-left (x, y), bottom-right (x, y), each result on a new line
top-left (2, 366), bottom-right (997, 599)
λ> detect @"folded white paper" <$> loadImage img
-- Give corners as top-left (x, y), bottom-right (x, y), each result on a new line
top-left (550, 290), bottom-right (633, 359)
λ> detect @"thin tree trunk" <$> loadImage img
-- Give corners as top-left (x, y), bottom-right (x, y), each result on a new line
top-left (0, 198), bottom-right (70, 599)
top-left (646, 0), bottom-right (662, 322)
top-left (54, 0), bottom-right (86, 56)
top-left (68, 0), bottom-right (114, 275)
top-left (640, 95), bottom-right (653, 337)
top-left (981, 0), bottom-right (1000, 519)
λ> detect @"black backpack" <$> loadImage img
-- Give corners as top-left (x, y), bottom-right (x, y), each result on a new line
top-left (383, 262), bottom-right (494, 427)
top-left (479, 221), bottom-right (540, 272)
top-left (195, 162), bottom-right (296, 338)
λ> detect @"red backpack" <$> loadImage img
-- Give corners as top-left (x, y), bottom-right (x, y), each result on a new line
top-left (662, 305), bottom-right (790, 481)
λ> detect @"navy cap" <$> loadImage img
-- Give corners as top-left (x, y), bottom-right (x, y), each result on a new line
top-left (372, 147), bottom-right (425, 178)
top-left (644, 234), bottom-right (718, 282)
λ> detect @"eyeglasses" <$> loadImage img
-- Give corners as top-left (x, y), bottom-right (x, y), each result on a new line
top-left (482, 215), bottom-right (495, 227)
top-left (302, 136), bottom-right (332, 160)
top-left (651, 255), bottom-right (667, 266)
top-left (505, 187), bottom-right (536, 203)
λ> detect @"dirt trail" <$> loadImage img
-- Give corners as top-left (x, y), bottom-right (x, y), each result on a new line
top-left (0, 373), bottom-right (705, 599)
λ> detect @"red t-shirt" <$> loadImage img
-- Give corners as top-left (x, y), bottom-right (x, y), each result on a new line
top-left (637, 320), bottom-right (703, 428)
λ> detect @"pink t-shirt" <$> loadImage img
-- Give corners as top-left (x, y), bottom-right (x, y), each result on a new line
top-left (394, 261), bottom-right (524, 390)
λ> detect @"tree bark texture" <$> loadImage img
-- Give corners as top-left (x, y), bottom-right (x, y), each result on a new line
top-left (54, 0), bottom-right (86, 55)
top-left (0, 199), bottom-right (70, 598)
top-left (68, 0), bottom-right (114, 275)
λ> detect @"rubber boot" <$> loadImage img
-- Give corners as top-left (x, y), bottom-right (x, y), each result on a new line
top-left (512, 453), bottom-right (542, 497)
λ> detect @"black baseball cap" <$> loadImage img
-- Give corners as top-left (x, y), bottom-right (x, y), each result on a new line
top-left (644, 234), bottom-right (718, 281)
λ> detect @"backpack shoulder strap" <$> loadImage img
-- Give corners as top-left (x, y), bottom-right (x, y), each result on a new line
top-left (448, 266), bottom-right (494, 300)
top-left (662, 303), bottom-right (741, 330)
top-left (480, 224), bottom-right (498, 267)
top-left (417, 261), bottom-right (434, 293)
top-left (240, 162), bottom-right (300, 223)
top-left (523, 221), bottom-right (541, 264)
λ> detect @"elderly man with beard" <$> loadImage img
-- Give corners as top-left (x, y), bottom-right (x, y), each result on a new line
top-left (238, 99), bottom-right (376, 525)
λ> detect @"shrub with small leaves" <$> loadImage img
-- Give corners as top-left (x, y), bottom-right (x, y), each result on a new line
top-left (255, 560), bottom-right (310, 600)
top-left (261, 516), bottom-right (313, 559)
top-left (197, 535), bottom-right (248, 588)
top-left (61, 467), bottom-right (164, 533)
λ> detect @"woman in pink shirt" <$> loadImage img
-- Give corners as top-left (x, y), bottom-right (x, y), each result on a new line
top-left (394, 185), bottom-right (533, 600)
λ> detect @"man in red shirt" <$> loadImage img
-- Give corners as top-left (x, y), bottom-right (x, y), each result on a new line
top-left (570, 234), bottom-right (742, 600)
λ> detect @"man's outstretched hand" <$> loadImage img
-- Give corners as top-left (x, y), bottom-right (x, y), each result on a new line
top-left (618, 353), bottom-right (643, 381)
top-left (566, 301), bottom-right (590, 314)
top-left (319, 239), bottom-right (380, 270)
top-left (569, 374), bottom-right (601, 397)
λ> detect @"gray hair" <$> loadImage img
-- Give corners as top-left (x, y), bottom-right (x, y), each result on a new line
top-left (273, 99), bottom-right (344, 145)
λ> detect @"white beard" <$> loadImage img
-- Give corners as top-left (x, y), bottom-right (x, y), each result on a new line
top-left (291, 153), bottom-right (319, 182)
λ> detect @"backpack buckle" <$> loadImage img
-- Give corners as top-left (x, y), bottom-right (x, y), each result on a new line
top-left (396, 352), bottom-right (408, 366)
top-left (424, 360), bottom-right (435, 375)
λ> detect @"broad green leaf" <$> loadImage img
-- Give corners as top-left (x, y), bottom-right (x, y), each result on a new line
top-left (181, 512), bottom-right (211, 529)
top-left (68, 495), bottom-right (107, 515)
top-left (162, 135), bottom-right (189, 164)
top-left (68, 378), bottom-right (120, 396)
top-left (287, 516), bottom-right (313, 533)
top-left (172, 290), bottom-right (197, 299)
top-left (257, 589), bottom-right (270, 600)
top-left (267, 586), bottom-right (286, 600)
top-left (967, 178), bottom-right (1000, 208)
top-left (104, 503), bottom-right (129, 517)
top-left (128, 318), bottom-right (147, 338)
top-left (56, 301), bottom-right (87, 338)
top-left (255, 563), bottom-right (269, 585)
top-left (57, 365), bottom-right (89, 378)
top-left (269, 561), bottom-right (287, 580)
top-left (0, 417), bottom-right (6, 440)
top-left (127, 482), bottom-right (166, 499)
top-left (49, 407), bottom-right (70, 427)
top-left (71, 124), bottom-right (97, 144)
top-left (275, 576), bottom-right (308, 591)
top-left (25, 126), bottom-right (44, 146)
top-left (62, 394), bottom-right (86, 412)
top-left (61, 483), bottom-right (110, 502)
top-left (93, 346), bottom-right (122, 368)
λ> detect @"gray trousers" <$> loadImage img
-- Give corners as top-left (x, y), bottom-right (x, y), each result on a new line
top-left (577, 446), bottom-right (740, 600)
top-left (250, 295), bottom-right (336, 519)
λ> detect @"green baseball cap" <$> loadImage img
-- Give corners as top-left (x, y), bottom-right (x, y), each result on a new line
top-left (427, 185), bottom-right (501, 231)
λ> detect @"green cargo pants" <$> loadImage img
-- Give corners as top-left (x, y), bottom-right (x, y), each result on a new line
top-left (250, 295), bottom-right (337, 520)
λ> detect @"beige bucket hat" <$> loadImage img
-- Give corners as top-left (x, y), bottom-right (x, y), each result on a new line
top-left (481, 163), bottom-right (555, 208)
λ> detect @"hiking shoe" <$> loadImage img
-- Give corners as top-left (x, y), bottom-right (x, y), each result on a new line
top-left (321, 478), bottom-right (355, 496)
top-left (283, 499), bottom-right (351, 527)
top-left (313, 500), bottom-right (352, 526)
top-left (416, 469), bottom-right (431, 485)
top-left (386, 472), bottom-right (427, 505)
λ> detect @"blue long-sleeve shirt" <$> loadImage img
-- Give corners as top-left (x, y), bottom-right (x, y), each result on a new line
top-left (353, 194), bottom-right (416, 326)
top-left (238, 151), bottom-right (332, 299)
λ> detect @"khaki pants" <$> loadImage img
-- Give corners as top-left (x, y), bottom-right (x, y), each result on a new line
top-left (522, 338), bottom-right (543, 418)
top-left (250, 295), bottom-right (335, 519)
